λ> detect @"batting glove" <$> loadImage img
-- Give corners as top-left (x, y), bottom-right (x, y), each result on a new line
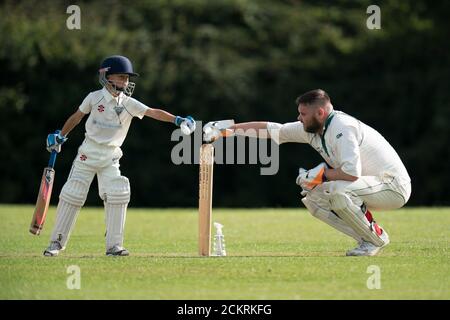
top-left (46, 130), bottom-right (67, 153)
top-left (175, 116), bottom-right (196, 135)
top-left (296, 162), bottom-right (328, 192)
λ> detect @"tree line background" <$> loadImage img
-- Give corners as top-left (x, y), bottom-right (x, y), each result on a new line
top-left (1, 0), bottom-right (449, 207)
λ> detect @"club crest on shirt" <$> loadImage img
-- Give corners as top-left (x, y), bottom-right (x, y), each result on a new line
top-left (97, 105), bottom-right (105, 112)
top-left (114, 106), bottom-right (124, 116)
top-left (336, 133), bottom-right (343, 139)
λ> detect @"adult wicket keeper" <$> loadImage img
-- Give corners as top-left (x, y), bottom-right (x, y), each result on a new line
top-left (214, 89), bottom-right (411, 256)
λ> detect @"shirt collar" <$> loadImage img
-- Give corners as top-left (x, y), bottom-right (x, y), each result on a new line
top-left (319, 111), bottom-right (335, 157)
top-left (102, 87), bottom-right (123, 103)
top-left (322, 111), bottom-right (335, 136)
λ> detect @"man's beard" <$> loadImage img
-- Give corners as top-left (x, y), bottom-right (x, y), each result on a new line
top-left (304, 117), bottom-right (322, 133)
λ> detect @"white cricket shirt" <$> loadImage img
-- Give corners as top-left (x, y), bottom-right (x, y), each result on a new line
top-left (79, 87), bottom-right (149, 147)
top-left (267, 111), bottom-right (410, 181)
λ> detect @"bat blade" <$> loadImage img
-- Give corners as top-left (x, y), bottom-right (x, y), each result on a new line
top-left (29, 167), bottom-right (55, 235)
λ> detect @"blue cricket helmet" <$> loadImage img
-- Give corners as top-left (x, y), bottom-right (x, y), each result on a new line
top-left (99, 55), bottom-right (138, 96)
top-left (99, 55), bottom-right (139, 77)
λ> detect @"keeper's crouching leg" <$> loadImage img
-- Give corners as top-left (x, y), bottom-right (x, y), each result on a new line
top-left (302, 196), bottom-right (362, 243)
top-left (329, 192), bottom-right (388, 247)
top-left (104, 176), bottom-right (130, 252)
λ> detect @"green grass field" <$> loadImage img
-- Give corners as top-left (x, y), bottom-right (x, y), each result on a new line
top-left (0, 205), bottom-right (448, 299)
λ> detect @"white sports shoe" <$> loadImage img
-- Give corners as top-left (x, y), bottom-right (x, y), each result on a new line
top-left (43, 241), bottom-right (63, 257)
top-left (346, 231), bottom-right (390, 256)
top-left (106, 246), bottom-right (130, 256)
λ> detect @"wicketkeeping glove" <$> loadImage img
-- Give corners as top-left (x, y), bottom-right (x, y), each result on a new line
top-left (46, 130), bottom-right (67, 153)
top-left (296, 162), bottom-right (328, 193)
top-left (203, 120), bottom-right (235, 143)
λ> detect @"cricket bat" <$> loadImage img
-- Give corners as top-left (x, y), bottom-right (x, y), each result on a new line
top-left (29, 150), bottom-right (58, 235)
top-left (199, 144), bottom-right (214, 256)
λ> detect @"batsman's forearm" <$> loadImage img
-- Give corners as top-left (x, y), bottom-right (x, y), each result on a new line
top-left (231, 122), bottom-right (270, 138)
top-left (145, 108), bottom-right (176, 123)
top-left (61, 112), bottom-right (83, 137)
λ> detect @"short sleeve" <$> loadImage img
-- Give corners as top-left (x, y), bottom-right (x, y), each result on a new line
top-left (124, 97), bottom-right (150, 119)
top-left (79, 93), bottom-right (93, 114)
top-left (334, 125), bottom-right (362, 177)
top-left (267, 121), bottom-right (311, 144)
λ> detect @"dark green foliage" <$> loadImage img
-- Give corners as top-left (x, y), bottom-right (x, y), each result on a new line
top-left (1, 0), bottom-right (448, 206)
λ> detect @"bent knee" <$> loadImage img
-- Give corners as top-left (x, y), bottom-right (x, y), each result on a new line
top-left (328, 192), bottom-right (354, 212)
top-left (104, 176), bottom-right (130, 204)
top-left (60, 178), bottom-right (90, 206)
top-left (303, 192), bottom-right (331, 213)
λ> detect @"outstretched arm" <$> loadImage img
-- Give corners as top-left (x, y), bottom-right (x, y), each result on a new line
top-left (145, 108), bottom-right (196, 134)
top-left (144, 108), bottom-right (176, 123)
top-left (231, 122), bottom-right (271, 139)
top-left (206, 120), bottom-right (308, 144)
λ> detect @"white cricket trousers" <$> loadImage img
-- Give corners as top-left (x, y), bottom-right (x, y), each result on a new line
top-left (49, 138), bottom-right (130, 251)
top-left (303, 173), bottom-right (411, 242)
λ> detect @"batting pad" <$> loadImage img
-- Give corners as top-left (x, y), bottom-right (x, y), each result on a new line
top-left (329, 193), bottom-right (386, 247)
top-left (50, 177), bottom-right (90, 248)
top-left (60, 177), bottom-right (90, 207)
top-left (105, 177), bottom-right (130, 249)
top-left (50, 199), bottom-right (81, 249)
top-left (302, 198), bottom-right (362, 242)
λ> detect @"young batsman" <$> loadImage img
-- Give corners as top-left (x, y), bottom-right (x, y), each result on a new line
top-left (44, 55), bottom-right (196, 256)
top-left (207, 89), bottom-right (411, 256)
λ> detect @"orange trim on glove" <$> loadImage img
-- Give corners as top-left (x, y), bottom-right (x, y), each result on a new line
top-left (304, 167), bottom-right (326, 190)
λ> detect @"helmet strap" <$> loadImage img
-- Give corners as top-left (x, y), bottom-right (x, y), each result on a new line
top-left (99, 70), bottom-right (135, 97)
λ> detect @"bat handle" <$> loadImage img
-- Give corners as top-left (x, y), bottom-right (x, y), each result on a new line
top-left (48, 150), bottom-right (57, 168)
